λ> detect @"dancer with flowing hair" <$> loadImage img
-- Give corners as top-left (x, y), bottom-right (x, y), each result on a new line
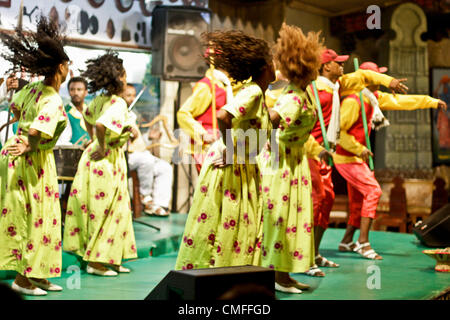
top-left (175, 30), bottom-right (275, 270)
top-left (63, 51), bottom-right (138, 276)
top-left (0, 16), bottom-right (70, 295)
top-left (258, 23), bottom-right (324, 293)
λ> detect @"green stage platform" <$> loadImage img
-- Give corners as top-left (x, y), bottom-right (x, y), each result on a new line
top-left (1, 213), bottom-right (448, 300)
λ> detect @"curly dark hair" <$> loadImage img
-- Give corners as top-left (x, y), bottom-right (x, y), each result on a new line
top-left (201, 30), bottom-right (272, 82)
top-left (0, 16), bottom-right (69, 77)
top-left (274, 23), bottom-right (324, 90)
top-left (81, 51), bottom-right (125, 95)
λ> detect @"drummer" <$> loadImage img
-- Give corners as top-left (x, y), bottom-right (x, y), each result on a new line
top-left (56, 76), bottom-right (89, 146)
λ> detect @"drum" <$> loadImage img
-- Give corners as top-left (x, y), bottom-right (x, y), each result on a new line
top-left (53, 145), bottom-right (84, 178)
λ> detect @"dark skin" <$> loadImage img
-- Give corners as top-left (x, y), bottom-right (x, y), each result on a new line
top-left (11, 60), bottom-right (70, 290)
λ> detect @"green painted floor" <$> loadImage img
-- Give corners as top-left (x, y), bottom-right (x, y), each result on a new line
top-left (1, 213), bottom-right (448, 300)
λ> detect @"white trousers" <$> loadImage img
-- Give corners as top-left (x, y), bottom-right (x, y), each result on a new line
top-left (128, 151), bottom-right (173, 208)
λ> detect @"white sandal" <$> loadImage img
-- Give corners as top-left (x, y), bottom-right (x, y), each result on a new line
top-left (305, 264), bottom-right (325, 277)
top-left (315, 254), bottom-right (339, 268)
top-left (338, 242), bottom-right (356, 252)
top-left (353, 241), bottom-right (382, 260)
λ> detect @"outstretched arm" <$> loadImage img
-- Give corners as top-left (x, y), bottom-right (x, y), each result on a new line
top-left (378, 92), bottom-right (447, 111)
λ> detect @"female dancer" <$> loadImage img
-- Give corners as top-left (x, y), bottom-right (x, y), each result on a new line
top-left (175, 30), bottom-right (275, 270)
top-left (0, 17), bottom-right (70, 295)
top-left (63, 52), bottom-right (137, 276)
top-left (259, 23), bottom-right (324, 293)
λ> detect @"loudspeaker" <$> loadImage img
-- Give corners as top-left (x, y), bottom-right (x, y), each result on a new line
top-left (146, 265), bottom-right (275, 300)
top-left (151, 5), bottom-right (211, 81)
top-left (413, 203), bottom-right (450, 247)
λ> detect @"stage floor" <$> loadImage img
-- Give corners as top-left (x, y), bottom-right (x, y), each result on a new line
top-left (1, 213), bottom-right (448, 300)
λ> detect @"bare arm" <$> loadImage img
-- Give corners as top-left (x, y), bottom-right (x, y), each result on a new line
top-left (215, 108), bottom-right (234, 166)
top-left (6, 128), bottom-right (41, 156)
top-left (85, 121), bottom-right (94, 140)
top-left (90, 122), bottom-right (106, 160)
top-left (268, 108), bottom-right (281, 129)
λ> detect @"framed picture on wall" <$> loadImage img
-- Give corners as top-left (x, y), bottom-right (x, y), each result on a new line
top-left (430, 67), bottom-right (450, 165)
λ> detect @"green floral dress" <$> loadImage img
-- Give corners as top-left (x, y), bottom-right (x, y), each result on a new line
top-left (175, 82), bottom-right (270, 270)
top-left (0, 81), bottom-right (67, 278)
top-left (63, 95), bottom-right (137, 265)
top-left (258, 83), bottom-right (317, 273)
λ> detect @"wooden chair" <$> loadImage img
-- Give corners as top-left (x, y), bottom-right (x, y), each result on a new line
top-left (373, 176), bottom-right (408, 233)
top-left (130, 170), bottom-right (141, 219)
top-left (432, 177), bottom-right (448, 214)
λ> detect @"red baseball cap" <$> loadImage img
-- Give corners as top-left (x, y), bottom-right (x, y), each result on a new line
top-left (321, 49), bottom-right (349, 64)
top-left (359, 61), bottom-right (388, 73)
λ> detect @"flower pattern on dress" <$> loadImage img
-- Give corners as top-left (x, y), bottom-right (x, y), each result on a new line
top-left (260, 82), bottom-right (316, 273)
top-left (175, 82), bottom-right (268, 270)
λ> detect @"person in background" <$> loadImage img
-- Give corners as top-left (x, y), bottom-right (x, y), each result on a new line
top-left (177, 55), bottom-right (243, 173)
top-left (123, 83), bottom-right (173, 217)
top-left (305, 50), bottom-right (409, 277)
top-left (56, 76), bottom-right (89, 146)
top-left (335, 61), bottom-right (447, 260)
top-left (0, 75), bottom-right (20, 148)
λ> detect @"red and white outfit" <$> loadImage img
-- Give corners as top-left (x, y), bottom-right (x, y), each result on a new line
top-left (177, 69), bottom-right (235, 173)
top-left (334, 62), bottom-right (441, 228)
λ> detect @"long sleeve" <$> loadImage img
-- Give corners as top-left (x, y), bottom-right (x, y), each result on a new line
top-left (304, 134), bottom-right (324, 159)
top-left (176, 82), bottom-right (212, 144)
top-left (340, 69), bottom-right (393, 97)
top-left (338, 98), bottom-right (367, 156)
top-left (377, 91), bottom-right (439, 111)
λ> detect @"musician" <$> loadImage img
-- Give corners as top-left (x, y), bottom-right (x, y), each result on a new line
top-left (177, 62), bottom-right (242, 173)
top-left (123, 83), bottom-right (172, 217)
top-left (0, 75), bottom-right (20, 147)
top-left (0, 16), bottom-right (70, 295)
top-left (0, 74), bottom-right (19, 103)
top-left (56, 76), bottom-right (89, 146)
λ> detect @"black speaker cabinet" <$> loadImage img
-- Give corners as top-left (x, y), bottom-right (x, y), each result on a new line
top-left (413, 203), bottom-right (450, 247)
top-left (146, 265), bottom-right (275, 300)
top-left (151, 5), bottom-right (211, 81)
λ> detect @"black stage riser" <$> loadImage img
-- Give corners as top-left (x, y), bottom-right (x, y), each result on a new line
top-left (146, 265), bottom-right (275, 300)
top-left (413, 203), bottom-right (450, 247)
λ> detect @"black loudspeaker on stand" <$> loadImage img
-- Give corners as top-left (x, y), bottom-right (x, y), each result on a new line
top-left (151, 5), bottom-right (212, 81)
top-left (146, 266), bottom-right (275, 300)
top-left (413, 203), bottom-right (450, 247)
